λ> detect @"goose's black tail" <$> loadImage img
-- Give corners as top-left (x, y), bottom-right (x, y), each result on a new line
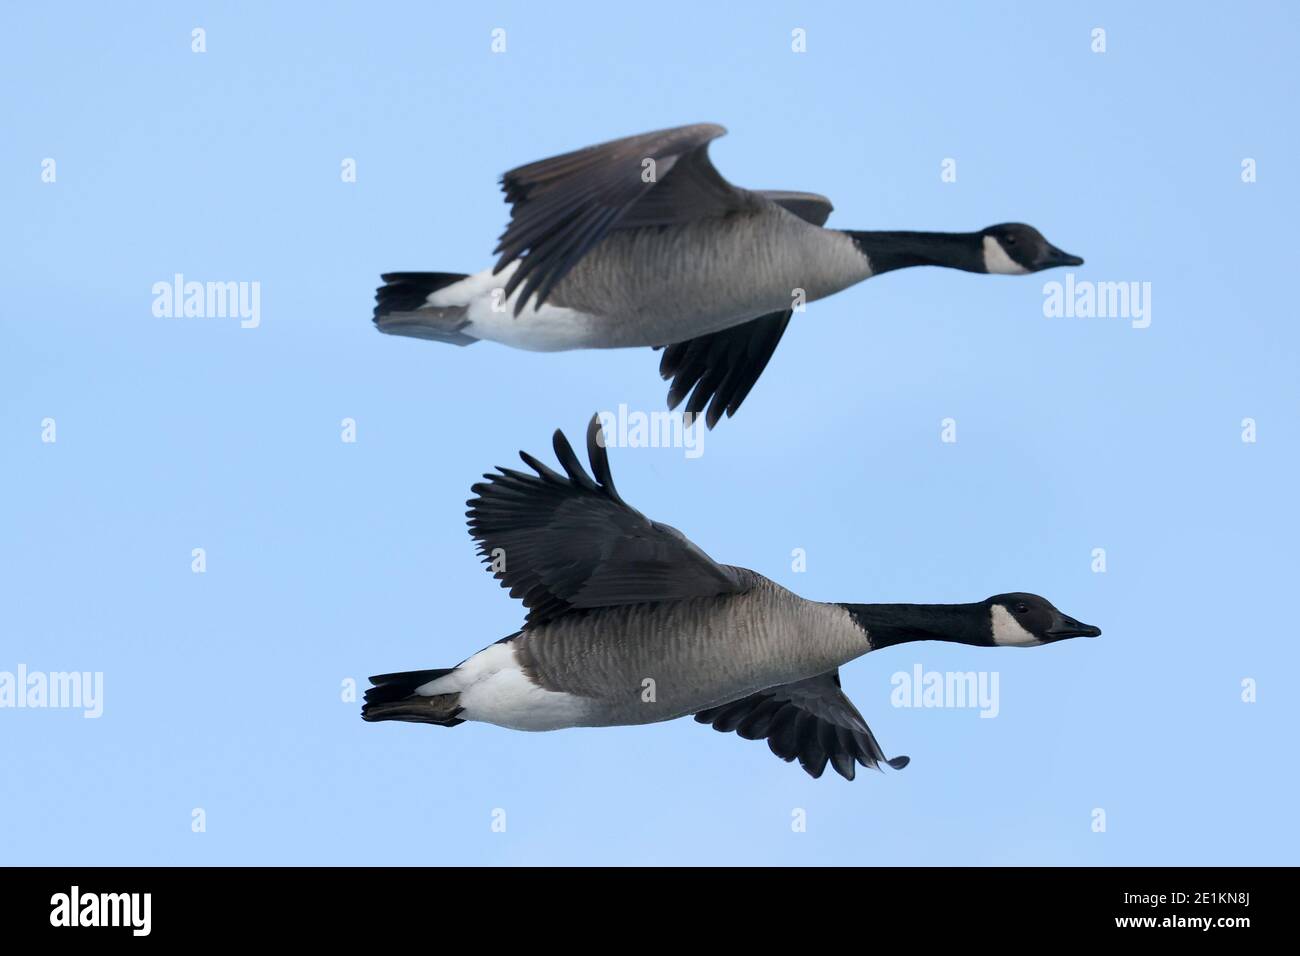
top-left (372, 272), bottom-right (479, 346)
top-left (362, 668), bottom-right (465, 726)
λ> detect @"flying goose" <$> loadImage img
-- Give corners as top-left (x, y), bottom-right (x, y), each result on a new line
top-left (362, 417), bottom-right (1100, 779)
top-left (372, 123), bottom-right (1083, 428)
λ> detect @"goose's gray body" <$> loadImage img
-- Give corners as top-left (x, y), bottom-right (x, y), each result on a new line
top-left (535, 206), bottom-right (871, 347)
top-left (362, 417), bottom-right (1102, 780)
top-left (372, 123), bottom-right (1083, 428)
top-left (501, 575), bottom-right (866, 727)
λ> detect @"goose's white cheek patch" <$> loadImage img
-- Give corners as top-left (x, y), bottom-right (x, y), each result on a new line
top-left (990, 604), bottom-right (1042, 646)
top-left (982, 236), bottom-right (1030, 275)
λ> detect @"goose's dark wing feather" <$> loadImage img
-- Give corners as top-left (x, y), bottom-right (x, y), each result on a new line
top-left (494, 123), bottom-right (754, 315)
top-left (656, 309), bottom-right (792, 429)
top-left (646, 186), bottom-right (829, 428)
top-left (467, 415), bottom-right (748, 626)
top-left (695, 670), bottom-right (910, 780)
top-left (755, 190), bottom-right (834, 227)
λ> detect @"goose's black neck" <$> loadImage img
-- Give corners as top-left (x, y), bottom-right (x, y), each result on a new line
top-left (845, 231), bottom-right (984, 275)
top-left (840, 602), bottom-right (990, 649)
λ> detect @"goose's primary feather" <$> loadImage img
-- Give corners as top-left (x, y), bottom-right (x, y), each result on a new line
top-left (494, 123), bottom-right (754, 315)
top-left (658, 308), bottom-right (793, 428)
top-left (650, 187), bottom-right (828, 425)
top-left (695, 670), bottom-right (910, 780)
top-left (467, 415), bottom-right (748, 625)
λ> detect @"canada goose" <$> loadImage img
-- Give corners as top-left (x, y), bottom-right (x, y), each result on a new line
top-left (362, 417), bottom-right (1100, 779)
top-left (373, 123), bottom-right (1083, 428)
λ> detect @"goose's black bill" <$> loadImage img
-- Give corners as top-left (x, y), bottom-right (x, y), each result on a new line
top-left (1039, 245), bottom-right (1084, 268)
top-left (1046, 613), bottom-right (1101, 639)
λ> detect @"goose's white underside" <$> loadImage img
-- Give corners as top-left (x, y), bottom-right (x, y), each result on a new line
top-left (415, 640), bottom-right (589, 731)
top-left (427, 262), bottom-right (602, 352)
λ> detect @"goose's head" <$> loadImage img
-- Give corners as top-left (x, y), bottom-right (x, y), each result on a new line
top-left (986, 592), bottom-right (1101, 646)
top-left (980, 223), bottom-right (1084, 275)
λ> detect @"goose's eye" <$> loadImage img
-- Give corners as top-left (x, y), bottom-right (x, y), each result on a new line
top-left (1003, 235), bottom-right (1017, 245)
top-left (1014, 603), bottom-right (1029, 613)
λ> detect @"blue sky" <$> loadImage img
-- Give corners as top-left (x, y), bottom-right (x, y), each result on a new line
top-left (2, 2), bottom-right (1297, 865)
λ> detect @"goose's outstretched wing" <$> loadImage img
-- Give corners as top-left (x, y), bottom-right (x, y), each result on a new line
top-left (649, 189), bottom-right (833, 428)
top-left (695, 670), bottom-right (911, 780)
top-left (657, 309), bottom-right (793, 429)
top-left (494, 123), bottom-right (757, 315)
top-left (467, 415), bottom-right (748, 626)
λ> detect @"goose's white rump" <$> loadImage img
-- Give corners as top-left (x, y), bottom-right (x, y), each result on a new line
top-left (427, 262), bottom-right (603, 352)
top-left (415, 641), bottom-right (589, 731)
